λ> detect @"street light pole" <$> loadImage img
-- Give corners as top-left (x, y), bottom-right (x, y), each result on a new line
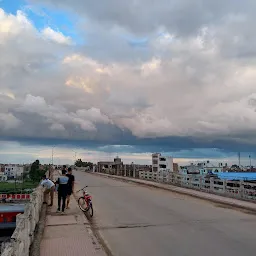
top-left (50, 146), bottom-right (55, 178)
top-left (15, 168), bottom-right (17, 192)
top-left (249, 155), bottom-right (252, 171)
top-left (52, 147), bottom-right (54, 166)
top-left (71, 150), bottom-right (77, 165)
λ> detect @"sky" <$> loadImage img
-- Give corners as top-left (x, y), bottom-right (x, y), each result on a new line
top-left (0, 0), bottom-right (256, 165)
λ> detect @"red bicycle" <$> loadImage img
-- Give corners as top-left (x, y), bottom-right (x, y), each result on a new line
top-left (77, 186), bottom-right (93, 217)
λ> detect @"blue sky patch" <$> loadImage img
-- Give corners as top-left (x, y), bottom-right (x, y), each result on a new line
top-left (0, 0), bottom-right (26, 14)
top-left (1, 0), bottom-right (83, 44)
top-left (128, 38), bottom-right (148, 48)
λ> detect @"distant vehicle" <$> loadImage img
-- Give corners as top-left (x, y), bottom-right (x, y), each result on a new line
top-left (0, 204), bottom-right (24, 229)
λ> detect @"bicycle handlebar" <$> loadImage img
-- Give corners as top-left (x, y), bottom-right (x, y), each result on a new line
top-left (76, 186), bottom-right (88, 193)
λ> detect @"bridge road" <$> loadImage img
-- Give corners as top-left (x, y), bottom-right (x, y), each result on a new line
top-left (75, 171), bottom-right (256, 256)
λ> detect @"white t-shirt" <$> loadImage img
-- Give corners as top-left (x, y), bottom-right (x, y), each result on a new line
top-left (41, 179), bottom-right (54, 189)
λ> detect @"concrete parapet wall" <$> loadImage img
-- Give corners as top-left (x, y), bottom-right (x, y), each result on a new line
top-left (1, 186), bottom-right (43, 256)
top-left (0, 170), bottom-right (52, 256)
top-left (103, 170), bottom-right (256, 201)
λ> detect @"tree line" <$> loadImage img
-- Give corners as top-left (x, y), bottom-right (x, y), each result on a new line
top-left (29, 160), bottom-right (48, 182)
top-left (75, 159), bottom-right (93, 169)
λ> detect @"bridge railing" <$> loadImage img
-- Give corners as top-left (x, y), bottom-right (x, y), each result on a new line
top-left (1, 169), bottom-right (53, 256)
top-left (131, 171), bottom-right (256, 201)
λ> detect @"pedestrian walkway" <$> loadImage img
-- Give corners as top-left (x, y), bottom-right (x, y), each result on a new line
top-left (40, 175), bottom-right (106, 256)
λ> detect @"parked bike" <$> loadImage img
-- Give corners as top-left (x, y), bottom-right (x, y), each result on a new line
top-left (77, 186), bottom-right (93, 217)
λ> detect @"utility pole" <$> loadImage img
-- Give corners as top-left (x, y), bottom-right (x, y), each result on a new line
top-left (238, 152), bottom-right (241, 167)
top-left (14, 168), bottom-right (17, 192)
top-left (72, 150), bottom-right (77, 165)
top-left (249, 155), bottom-right (252, 171)
top-left (51, 146), bottom-right (55, 178)
top-left (21, 163), bottom-right (24, 194)
top-left (52, 147), bottom-right (54, 166)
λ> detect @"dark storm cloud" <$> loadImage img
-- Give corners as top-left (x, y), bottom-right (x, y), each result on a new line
top-left (1, 1), bottom-right (256, 159)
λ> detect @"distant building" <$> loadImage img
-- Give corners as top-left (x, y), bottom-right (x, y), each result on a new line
top-left (179, 161), bottom-right (226, 176)
top-left (97, 157), bottom-right (123, 175)
top-left (0, 164), bottom-right (5, 173)
top-left (4, 165), bottom-right (24, 179)
top-left (129, 164), bottom-right (151, 179)
top-left (97, 157), bottom-right (151, 178)
top-left (0, 172), bottom-right (7, 182)
top-left (139, 153), bottom-right (174, 182)
top-left (152, 153), bottom-right (173, 181)
top-left (173, 163), bottom-right (179, 173)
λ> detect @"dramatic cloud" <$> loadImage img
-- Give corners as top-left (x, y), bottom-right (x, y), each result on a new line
top-left (29, 1), bottom-right (255, 38)
top-left (1, 1), bottom-right (256, 159)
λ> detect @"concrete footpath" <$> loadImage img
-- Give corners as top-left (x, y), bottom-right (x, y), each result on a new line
top-left (40, 178), bottom-right (106, 255)
top-left (91, 172), bottom-right (256, 213)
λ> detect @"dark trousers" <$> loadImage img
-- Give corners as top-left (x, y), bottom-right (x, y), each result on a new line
top-left (58, 192), bottom-right (67, 212)
top-left (43, 186), bottom-right (55, 205)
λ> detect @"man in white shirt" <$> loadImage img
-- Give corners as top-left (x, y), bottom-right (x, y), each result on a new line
top-left (41, 175), bottom-right (55, 206)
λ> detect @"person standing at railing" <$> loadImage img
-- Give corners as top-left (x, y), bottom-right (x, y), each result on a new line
top-left (41, 175), bottom-right (55, 206)
top-left (55, 169), bottom-right (69, 214)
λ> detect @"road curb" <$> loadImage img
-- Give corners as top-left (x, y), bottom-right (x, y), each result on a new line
top-left (90, 172), bottom-right (256, 214)
top-left (74, 183), bottom-right (113, 256)
top-left (29, 204), bottom-right (47, 256)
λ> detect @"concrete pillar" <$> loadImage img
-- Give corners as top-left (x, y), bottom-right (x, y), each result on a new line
top-left (239, 180), bottom-right (244, 198)
top-left (223, 180), bottom-right (227, 194)
top-left (210, 177), bottom-right (214, 192)
top-left (199, 177), bottom-right (202, 190)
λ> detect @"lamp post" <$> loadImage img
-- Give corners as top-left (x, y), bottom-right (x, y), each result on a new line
top-left (51, 146), bottom-right (55, 178)
top-left (249, 155), bottom-right (252, 171)
top-left (14, 168), bottom-right (17, 192)
top-left (72, 150), bottom-right (77, 165)
top-left (52, 147), bottom-right (54, 166)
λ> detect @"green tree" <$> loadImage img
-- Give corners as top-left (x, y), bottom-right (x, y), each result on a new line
top-left (75, 159), bottom-right (93, 170)
top-left (75, 159), bottom-right (83, 167)
top-left (29, 160), bottom-right (46, 182)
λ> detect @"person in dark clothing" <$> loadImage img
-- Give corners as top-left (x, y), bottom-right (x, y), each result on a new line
top-left (56, 169), bottom-right (69, 214)
top-left (66, 167), bottom-right (75, 209)
top-left (62, 165), bottom-right (67, 174)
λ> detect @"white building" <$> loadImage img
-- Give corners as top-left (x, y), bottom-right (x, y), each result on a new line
top-left (4, 165), bottom-right (24, 178)
top-left (0, 172), bottom-right (7, 182)
top-left (179, 161), bottom-right (225, 176)
top-left (152, 153), bottom-right (173, 172)
top-left (152, 153), bottom-right (173, 182)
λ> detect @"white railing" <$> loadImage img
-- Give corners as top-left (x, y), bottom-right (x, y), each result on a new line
top-left (137, 172), bottom-right (256, 201)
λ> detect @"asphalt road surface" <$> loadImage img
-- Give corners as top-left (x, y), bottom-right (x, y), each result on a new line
top-left (75, 171), bottom-right (256, 256)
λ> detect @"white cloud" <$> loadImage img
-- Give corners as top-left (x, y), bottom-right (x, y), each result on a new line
top-left (1, 4), bottom-right (256, 150)
top-left (0, 9), bottom-right (33, 36)
top-left (41, 27), bottom-right (72, 45)
top-left (0, 91), bottom-right (15, 99)
top-left (0, 113), bottom-right (21, 130)
top-left (50, 123), bottom-right (65, 131)
top-left (17, 94), bottom-right (110, 132)
top-left (141, 58), bottom-right (161, 77)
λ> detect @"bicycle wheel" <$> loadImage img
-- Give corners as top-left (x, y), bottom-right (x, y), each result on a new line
top-left (88, 202), bottom-right (93, 217)
top-left (78, 197), bottom-right (87, 212)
